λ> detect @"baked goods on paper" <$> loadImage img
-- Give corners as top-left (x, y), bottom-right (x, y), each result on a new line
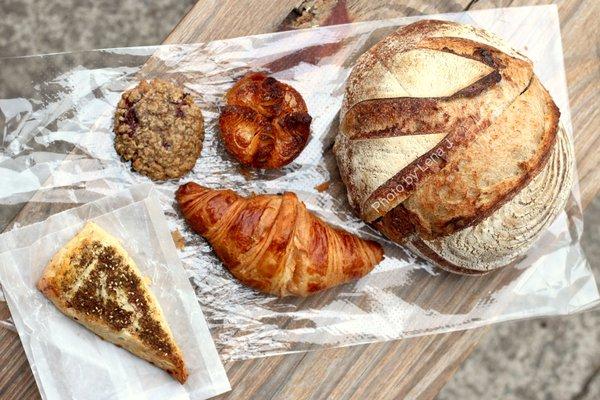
top-left (176, 182), bottom-right (383, 297)
top-left (333, 19), bottom-right (574, 274)
top-left (0, 185), bottom-right (230, 399)
top-left (114, 79), bottom-right (205, 181)
top-left (219, 72), bottom-right (312, 169)
top-left (37, 222), bottom-right (188, 383)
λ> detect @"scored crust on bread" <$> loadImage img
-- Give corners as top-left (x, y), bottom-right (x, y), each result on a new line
top-left (335, 20), bottom-right (539, 223)
top-left (406, 125), bottom-right (574, 274)
top-left (400, 76), bottom-right (559, 238)
top-left (37, 222), bottom-right (188, 383)
top-left (333, 19), bottom-right (572, 273)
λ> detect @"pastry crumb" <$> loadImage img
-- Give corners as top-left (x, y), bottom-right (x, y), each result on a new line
top-left (171, 229), bottom-right (185, 249)
top-left (315, 181), bottom-right (331, 192)
top-left (238, 166), bottom-right (253, 180)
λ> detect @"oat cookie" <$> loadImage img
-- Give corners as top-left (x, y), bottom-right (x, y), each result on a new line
top-left (114, 79), bottom-right (204, 180)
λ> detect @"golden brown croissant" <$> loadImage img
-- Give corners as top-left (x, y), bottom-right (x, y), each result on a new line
top-left (176, 182), bottom-right (384, 297)
top-left (219, 72), bottom-right (312, 169)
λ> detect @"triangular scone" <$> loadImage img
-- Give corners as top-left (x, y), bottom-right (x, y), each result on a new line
top-left (37, 222), bottom-right (188, 383)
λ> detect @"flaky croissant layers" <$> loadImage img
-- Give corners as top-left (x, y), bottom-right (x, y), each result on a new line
top-left (333, 20), bottom-right (574, 274)
top-left (176, 182), bottom-right (383, 297)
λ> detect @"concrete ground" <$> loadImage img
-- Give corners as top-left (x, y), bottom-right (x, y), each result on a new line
top-left (0, 1), bottom-right (598, 399)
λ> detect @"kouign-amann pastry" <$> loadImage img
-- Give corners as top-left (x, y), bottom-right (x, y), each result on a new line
top-left (219, 72), bottom-right (311, 169)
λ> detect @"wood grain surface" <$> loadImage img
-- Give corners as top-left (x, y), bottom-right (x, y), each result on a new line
top-left (1, 1), bottom-right (598, 400)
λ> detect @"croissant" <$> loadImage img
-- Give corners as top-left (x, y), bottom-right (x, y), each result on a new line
top-left (176, 182), bottom-right (384, 297)
top-left (219, 72), bottom-right (312, 169)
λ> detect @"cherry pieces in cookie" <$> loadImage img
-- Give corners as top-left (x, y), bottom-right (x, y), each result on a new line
top-left (219, 72), bottom-right (312, 169)
top-left (114, 79), bottom-right (204, 181)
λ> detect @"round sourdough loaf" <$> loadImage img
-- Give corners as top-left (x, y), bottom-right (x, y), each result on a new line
top-left (333, 20), bottom-right (574, 274)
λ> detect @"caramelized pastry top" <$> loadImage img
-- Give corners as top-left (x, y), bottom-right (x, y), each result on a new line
top-left (219, 72), bottom-right (311, 169)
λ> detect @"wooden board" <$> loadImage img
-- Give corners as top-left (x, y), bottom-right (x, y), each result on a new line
top-left (1, 1), bottom-right (598, 399)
